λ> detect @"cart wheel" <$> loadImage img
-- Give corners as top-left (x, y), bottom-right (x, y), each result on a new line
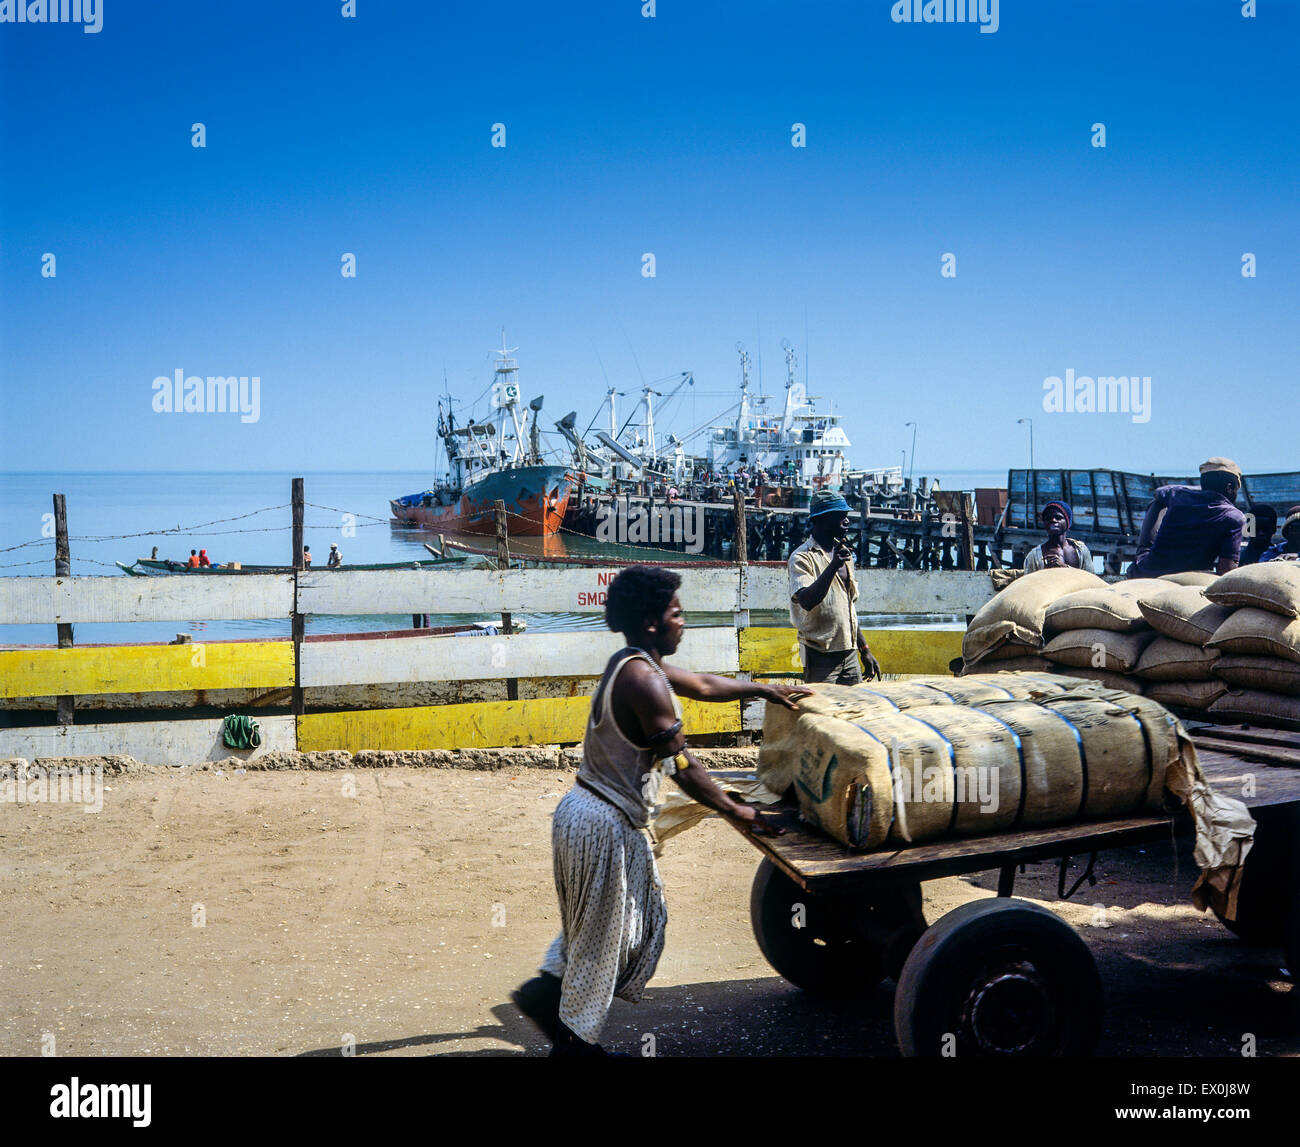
top-left (894, 898), bottom-right (1102, 1057)
top-left (749, 859), bottom-right (924, 996)
top-left (1211, 805), bottom-right (1300, 946)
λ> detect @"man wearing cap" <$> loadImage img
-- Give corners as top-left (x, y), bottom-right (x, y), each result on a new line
top-left (1260, 506), bottom-right (1300, 562)
top-left (1129, 458), bottom-right (1247, 578)
top-left (789, 490), bottom-right (882, 684)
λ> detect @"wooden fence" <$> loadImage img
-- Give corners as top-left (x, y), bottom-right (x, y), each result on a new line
top-left (0, 566), bottom-right (991, 764)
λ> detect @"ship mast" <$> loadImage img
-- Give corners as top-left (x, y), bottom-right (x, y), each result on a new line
top-left (492, 332), bottom-right (525, 466)
top-left (734, 343), bottom-right (752, 452)
top-left (782, 341), bottom-right (799, 432)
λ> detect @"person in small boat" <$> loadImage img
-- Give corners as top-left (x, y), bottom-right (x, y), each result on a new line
top-left (303, 545), bottom-right (312, 568)
top-left (327, 543), bottom-right (342, 568)
top-left (512, 566), bottom-right (806, 1056)
top-left (1261, 506), bottom-right (1300, 562)
top-left (186, 550), bottom-right (200, 568)
top-left (1022, 502), bottom-right (1093, 572)
top-left (198, 549), bottom-right (212, 568)
top-left (1240, 505), bottom-right (1279, 565)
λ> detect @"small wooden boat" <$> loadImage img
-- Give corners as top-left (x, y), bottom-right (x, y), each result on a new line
top-left (118, 556), bottom-right (466, 576)
top-left (432, 539), bottom-right (780, 569)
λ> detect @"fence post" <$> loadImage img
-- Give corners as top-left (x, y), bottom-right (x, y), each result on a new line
top-left (959, 492), bottom-right (976, 571)
top-left (291, 478), bottom-right (305, 719)
top-left (732, 487), bottom-right (752, 745)
top-left (494, 500), bottom-right (510, 569)
top-left (53, 493), bottom-right (74, 726)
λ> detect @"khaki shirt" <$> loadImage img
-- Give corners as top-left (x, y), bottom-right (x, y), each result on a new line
top-left (788, 537), bottom-right (860, 653)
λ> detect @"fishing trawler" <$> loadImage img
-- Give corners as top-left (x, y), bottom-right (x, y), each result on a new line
top-left (706, 343), bottom-right (903, 498)
top-left (390, 340), bottom-right (577, 536)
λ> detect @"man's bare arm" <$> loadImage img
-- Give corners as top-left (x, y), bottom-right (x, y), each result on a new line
top-left (661, 663), bottom-right (805, 707)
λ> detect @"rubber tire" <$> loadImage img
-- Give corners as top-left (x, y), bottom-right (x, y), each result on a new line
top-left (894, 898), bottom-right (1103, 1057)
top-left (749, 859), bottom-right (924, 997)
top-left (1212, 805), bottom-right (1300, 946)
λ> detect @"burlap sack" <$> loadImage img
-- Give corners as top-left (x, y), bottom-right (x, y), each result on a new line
top-left (1206, 607), bottom-right (1300, 663)
top-left (1205, 563), bottom-right (1300, 618)
top-left (1138, 586), bottom-right (1232, 645)
top-left (979, 640), bottom-right (1047, 662)
top-left (1211, 656), bottom-right (1300, 694)
top-left (1052, 666), bottom-right (1146, 693)
top-left (970, 655), bottom-right (1056, 673)
top-left (962, 567), bottom-right (1105, 666)
top-left (1045, 588), bottom-right (1145, 633)
top-left (1042, 627), bottom-right (1156, 673)
top-left (1134, 636), bottom-right (1221, 682)
top-left (1208, 689), bottom-right (1300, 727)
top-left (1044, 579), bottom-right (1169, 635)
top-left (1159, 571), bottom-right (1219, 587)
top-left (1147, 680), bottom-right (1228, 710)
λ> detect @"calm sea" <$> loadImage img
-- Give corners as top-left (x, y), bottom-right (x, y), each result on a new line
top-left (0, 470), bottom-right (996, 646)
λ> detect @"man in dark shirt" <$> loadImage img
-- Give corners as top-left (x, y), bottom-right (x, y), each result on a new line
top-left (1129, 457), bottom-right (1246, 578)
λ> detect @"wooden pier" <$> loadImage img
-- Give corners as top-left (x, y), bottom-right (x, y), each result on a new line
top-left (565, 490), bottom-right (1135, 572)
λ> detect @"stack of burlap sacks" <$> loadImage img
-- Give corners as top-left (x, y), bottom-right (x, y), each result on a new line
top-left (1195, 561), bottom-right (1300, 725)
top-left (960, 563), bottom-right (1300, 727)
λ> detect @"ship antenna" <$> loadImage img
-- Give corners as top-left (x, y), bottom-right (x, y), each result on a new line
top-left (803, 305), bottom-right (810, 386)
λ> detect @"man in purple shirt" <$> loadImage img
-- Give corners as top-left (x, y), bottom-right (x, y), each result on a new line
top-left (1129, 457), bottom-right (1246, 578)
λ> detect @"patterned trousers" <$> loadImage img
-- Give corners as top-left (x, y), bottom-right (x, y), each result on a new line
top-left (539, 785), bottom-right (667, 1045)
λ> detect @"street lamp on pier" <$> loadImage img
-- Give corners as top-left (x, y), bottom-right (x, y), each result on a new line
top-left (1016, 417), bottom-right (1035, 471)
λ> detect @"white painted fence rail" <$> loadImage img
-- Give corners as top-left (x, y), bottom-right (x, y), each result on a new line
top-left (0, 567), bottom-right (993, 628)
top-left (0, 715), bottom-right (297, 766)
top-left (0, 574), bottom-right (294, 626)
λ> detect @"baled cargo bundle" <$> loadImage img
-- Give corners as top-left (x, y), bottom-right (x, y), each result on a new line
top-left (759, 673), bottom-right (1179, 851)
top-left (757, 672), bottom-right (1073, 796)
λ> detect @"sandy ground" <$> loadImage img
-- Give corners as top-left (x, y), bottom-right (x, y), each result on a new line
top-left (1, 765), bottom-right (1295, 1058)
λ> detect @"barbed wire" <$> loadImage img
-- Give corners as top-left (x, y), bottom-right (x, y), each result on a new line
top-left (304, 501), bottom-right (390, 524)
top-left (0, 538), bottom-right (54, 554)
top-left (67, 504), bottom-right (291, 542)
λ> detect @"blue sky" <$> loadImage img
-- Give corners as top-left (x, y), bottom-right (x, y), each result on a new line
top-left (1, 0), bottom-right (1296, 477)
